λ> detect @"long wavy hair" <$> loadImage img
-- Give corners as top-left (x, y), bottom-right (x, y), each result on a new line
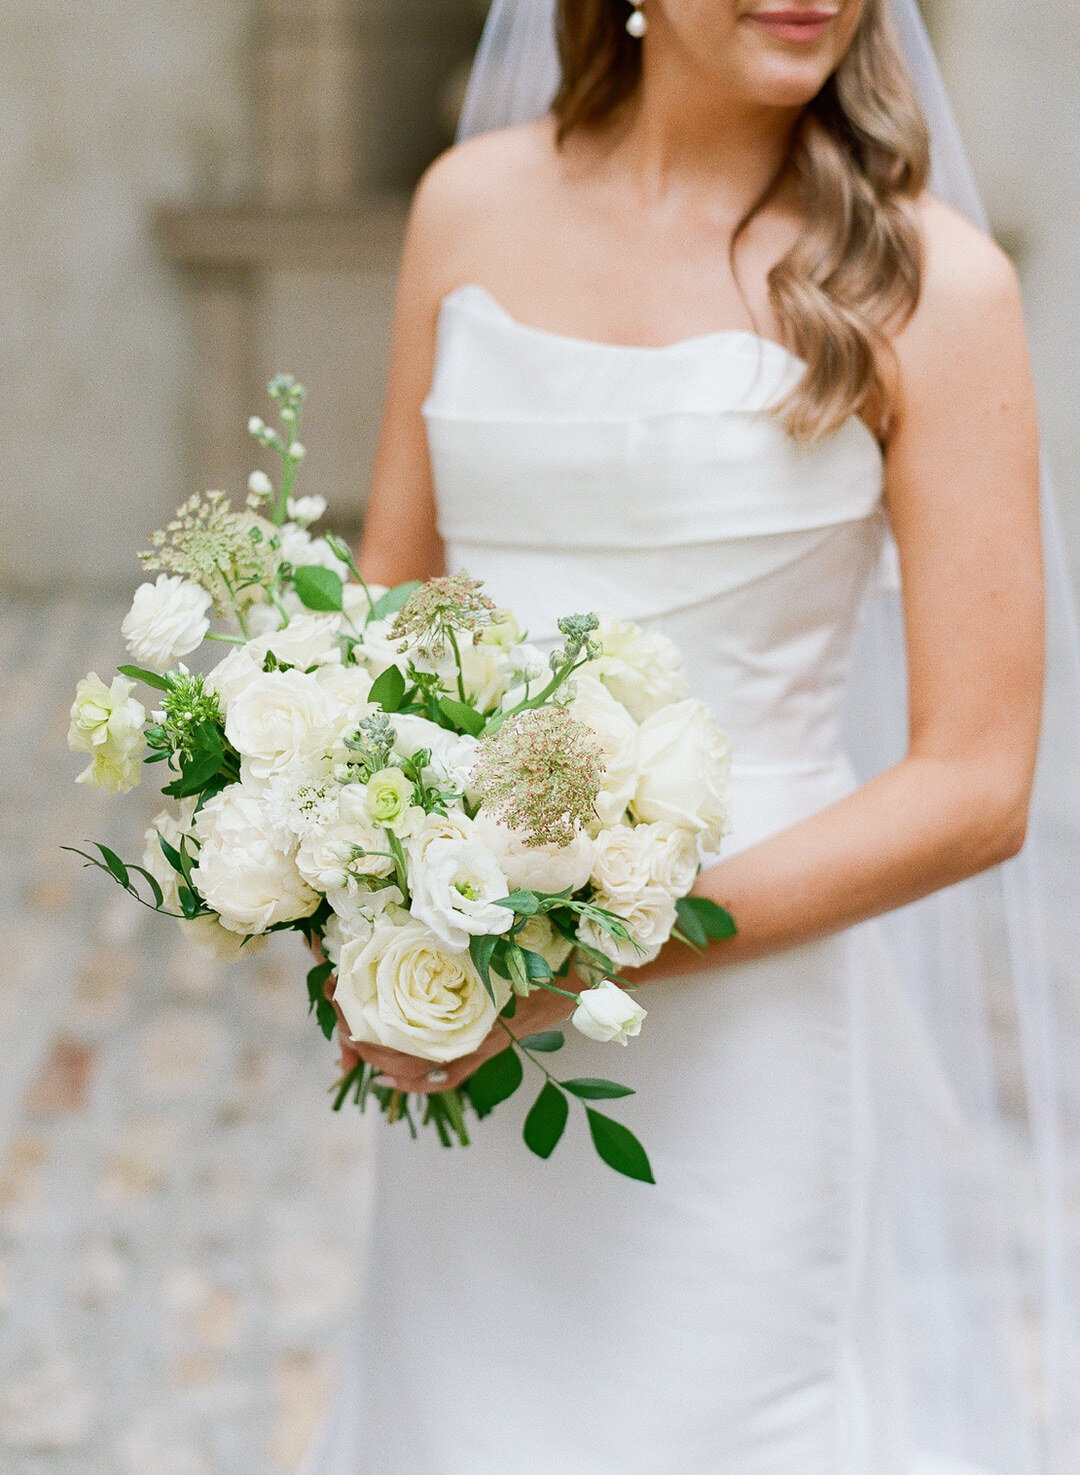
top-left (551, 0), bottom-right (930, 440)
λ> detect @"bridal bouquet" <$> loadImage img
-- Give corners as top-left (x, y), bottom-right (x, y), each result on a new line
top-left (67, 375), bottom-right (735, 1182)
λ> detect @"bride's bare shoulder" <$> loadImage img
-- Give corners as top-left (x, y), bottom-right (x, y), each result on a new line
top-left (900, 193), bottom-right (1024, 353)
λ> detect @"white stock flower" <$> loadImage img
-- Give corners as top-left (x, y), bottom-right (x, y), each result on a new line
top-left (568, 673), bottom-right (638, 827)
top-left (577, 885), bottom-right (677, 967)
top-left (121, 574), bottom-right (212, 672)
top-left (632, 699), bottom-right (732, 848)
top-left (68, 672), bottom-right (145, 794)
top-left (516, 913), bottom-right (574, 973)
top-left (225, 668), bottom-right (342, 790)
top-left (191, 784), bottom-right (318, 934)
top-left (593, 615), bottom-right (690, 720)
top-left (333, 914), bottom-right (510, 1062)
top-left (408, 837), bottom-right (514, 952)
top-left (275, 522), bottom-right (349, 578)
top-left (359, 767), bottom-right (424, 837)
top-left (285, 494), bottom-right (326, 527)
top-left (571, 980), bottom-right (647, 1046)
top-left (472, 811), bottom-right (594, 895)
top-left (391, 714), bottom-right (478, 792)
top-left (326, 881), bottom-right (405, 935)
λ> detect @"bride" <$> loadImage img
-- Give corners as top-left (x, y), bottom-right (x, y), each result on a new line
top-left (302, 1), bottom-right (1073, 1471)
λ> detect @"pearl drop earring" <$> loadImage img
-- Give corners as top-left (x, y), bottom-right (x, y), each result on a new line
top-left (626, 0), bottom-right (647, 37)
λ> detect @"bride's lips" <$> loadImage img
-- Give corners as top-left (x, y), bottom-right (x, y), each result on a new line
top-left (746, 7), bottom-right (838, 43)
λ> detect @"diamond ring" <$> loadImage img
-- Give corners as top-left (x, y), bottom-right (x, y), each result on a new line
top-left (426, 1068), bottom-right (449, 1086)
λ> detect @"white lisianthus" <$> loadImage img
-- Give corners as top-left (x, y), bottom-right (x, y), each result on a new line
top-left (121, 574), bottom-right (212, 672)
top-left (334, 914), bottom-right (510, 1062)
top-left (225, 668), bottom-right (342, 790)
top-left (472, 811), bottom-right (594, 895)
top-left (568, 673), bottom-right (638, 827)
top-left (571, 979), bottom-right (647, 1046)
top-left (68, 672), bottom-right (146, 794)
top-left (407, 809), bottom-right (474, 865)
top-left (391, 714), bottom-right (478, 792)
top-left (577, 885), bottom-right (677, 967)
top-left (632, 699), bottom-right (732, 848)
top-left (408, 837), bottom-right (514, 952)
top-left (516, 913), bottom-right (574, 973)
top-left (285, 494), bottom-right (326, 528)
top-left (360, 766), bottom-right (424, 837)
top-left (593, 615), bottom-right (690, 721)
top-left (191, 784), bottom-right (318, 934)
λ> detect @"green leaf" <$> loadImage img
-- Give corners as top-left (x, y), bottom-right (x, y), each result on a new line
top-left (523, 1082), bottom-right (569, 1160)
top-left (562, 1078), bottom-right (636, 1100)
top-left (504, 943), bottom-right (529, 994)
top-left (469, 932), bottom-right (499, 1005)
top-left (117, 664), bottom-right (172, 692)
top-left (437, 696), bottom-right (485, 737)
top-left (293, 564), bottom-right (343, 612)
top-left (586, 1108), bottom-right (655, 1184)
top-left (464, 1047), bottom-right (523, 1118)
top-left (306, 960), bottom-right (337, 1041)
top-left (494, 889), bottom-right (541, 916)
top-left (157, 832), bottom-right (185, 877)
top-left (126, 864), bottom-right (164, 910)
top-left (176, 884), bottom-right (203, 919)
top-left (520, 947), bottom-right (553, 982)
top-left (518, 1030), bottom-right (564, 1052)
top-left (676, 894), bottom-right (737, 944)
top-left (95, 844), bottom-right (129, 889)
top-left (499, 994), bottom-right (517, 1019)
top-left (368, 664), bottom-right (406, 713)
top-left (371, 580), bottom-right (421, 620)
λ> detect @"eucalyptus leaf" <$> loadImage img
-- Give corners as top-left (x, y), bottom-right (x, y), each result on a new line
top-left (523, 1082), bottom-right (569, 1160)
top-left (368, 664), bottom-right (406, 713)
top-left (464, 1047), bottom-right (523, 1118)
top-left (586, 1108), bottom-right (655, 1184)
top-left (293, 564), bottom-right (344, 612)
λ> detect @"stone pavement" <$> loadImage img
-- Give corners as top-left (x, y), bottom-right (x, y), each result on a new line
top-left (0, 597), bottom-right (372, 1473)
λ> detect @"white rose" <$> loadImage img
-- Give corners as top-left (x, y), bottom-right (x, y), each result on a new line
top-left (571, 980), bottom-right (647, 1046)
top-left (285, 494), bottom-right (326, 527)
top-left (644, 822), bottom-right (700, 896)
top-left (577, 884), bottom-right (677, 967)
top-left (191, 784), bottom-right (318, 934)
top-left (568, 673), bottom-right (638, 827)
top-left (225, 668), bottom-right (342, 789)
top-left (632, 699), bottom-right (732, 848)
top-left (589, 825), bottom-right (656, 902)
top-left (121, 574), bottom-right (212, 672)
top-left (391, 714), bottom-right (478, 792)
top-left (334, 915), bottom-right (510, 1062)
top-left (409, 837), bottom-right (515, 952)
top-left (472, 811), bottom-right (594, 895)
top-left (68, 672), bottom-right (145, 794)
top-left (516, 913), bottom-right (574, 973)
top-left (593, 614), bottom-right (690, 720)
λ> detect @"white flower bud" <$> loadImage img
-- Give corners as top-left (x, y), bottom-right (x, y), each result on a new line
top-left (571, 980), bottom-right (647, 1046)
top-left (287, 441), bottom-right (306, 461)
top-left (247, 470), bottom-right (273, 496)
top-left (247, 416), bottom-right (265, 436)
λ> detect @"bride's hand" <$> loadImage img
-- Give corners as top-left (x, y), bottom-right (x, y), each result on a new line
top-left (347, 984), bottom-right (579, 1096)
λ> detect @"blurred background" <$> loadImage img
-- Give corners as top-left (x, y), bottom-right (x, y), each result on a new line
top-left (0, 1), bottom-right (1076, 1470)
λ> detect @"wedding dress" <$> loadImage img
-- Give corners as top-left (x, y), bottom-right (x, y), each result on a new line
top-left (300, 283), bottom-right (1030, 1474)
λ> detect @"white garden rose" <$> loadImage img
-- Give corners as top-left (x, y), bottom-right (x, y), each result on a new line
top-left (207, 613), bottom-right (342, 712)
top-left (472, 811), bottom-right (594, 895)
top-left (225, 668), bottom-right (342, 790)
top-left (589, 825), bottom-right (657, 903)
top-left (571, 980), bottom-right (647, 1046)
top-left (516, 913), bottom-right (574, 973)
top-left (593, 615), bottom-right (690, 721)
top-left (314, 663), bottom-right (374, 736)
top-left (68, 672), bottom-right (145, 794)
top-left (632, 699), bottom-right (732, 848)
top-left (391, 714), bottom-right (478, 792)
top-left (121, 574), bottom-right (212, 672)
top-left (408, 837), bottom-right (515, 952)
top-left (645, 822), bottom-right (700, 896)
top-left (191, 784), bottom-right (319, 934)
top-left (334, 914), bottom-right (510, 1062)
top-left (359, 766), bottom-right (424, 837)
top-left (568, 673), bottom-right (638, 827)
top-left (577, 885), bottom-right (678, 967)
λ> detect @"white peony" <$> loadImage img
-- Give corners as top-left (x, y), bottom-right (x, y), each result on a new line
top-left (471, 811), bottom-right (594, 895)
top-left (225, 668), bottom-right (342, 790)
top-left (285, 494), bottom-right (326, 528)
top-left (68, 672), bottom-right (145, 794)
top-left (191, 784), bottom-right (319, 934)
top-left (568, 673), bottom-right (638, 827)
top-left (391, 713), bottom-right (478, 792)
top-left (408, 837), bottom-right (514, 952)
top-left (121, 574), bottom-right (212, 672)
top-left (592, 615), bottom-right (690, 721)
top-left (333, 913), bottom-right (510, 1062)
top-left (571, 980), bottom-right (647, 1046)
top-left (577, 885), bottom-right (677, 967)
top-left (632, 699), bottom-right (732, 848)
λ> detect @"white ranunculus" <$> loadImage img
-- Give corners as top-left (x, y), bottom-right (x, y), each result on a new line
top-left (359, 766), bottom-right (424, 837)
top-left (568, 673), bottom-right (639, 827)
top-left (121, 574), bottom-right (212, 672)
top-left (407, 809), bottom-right (474, 866)
top-left (471, 811), bottom-right (594, 895)
top-left (334, 914), bottom-right (510, 1062)
top-left (408, 837), bottom-right (514, 952)
top-left (192, 784), bottom-right (319, 934)
top-left (577, 884), bottom-right (677, 967)
top-left (225, 668), bottom-right (342, 790)
top-left (632, 699), bottom-right (732, 848)
top-left (285, 494), bottom-right (326, 528)
top-left (68, 672), bottom-right (145, 794)
top-left (592, 614), bottom-right (690, 721)
top-left (571, 979), bottom-right (647, 1046)
top-left (516, 913), bottom-right (574, 973)
top-left (391, 714), bottom-right (479, 792)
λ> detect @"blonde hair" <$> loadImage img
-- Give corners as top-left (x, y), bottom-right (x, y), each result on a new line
top-left (552, 0), bottom-right (930, 440)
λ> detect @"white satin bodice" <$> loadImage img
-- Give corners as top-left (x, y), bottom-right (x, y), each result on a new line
top-left (423, 284), bottom-right (888, 849)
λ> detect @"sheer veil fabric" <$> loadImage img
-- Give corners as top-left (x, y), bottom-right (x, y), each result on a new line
top-left (454, 2), bottom-right (1080, 1471)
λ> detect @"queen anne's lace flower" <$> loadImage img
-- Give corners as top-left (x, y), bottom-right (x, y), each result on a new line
top-left (142, 490), bottom-right (279, 618)
top-left (390, 572), bottom-right (495, 659)
top-left (470, 706), bottom-right (604, 848)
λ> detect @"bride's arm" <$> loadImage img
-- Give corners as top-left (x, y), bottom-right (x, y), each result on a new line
top-left (642, 199), bottom-right (1044, 979)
